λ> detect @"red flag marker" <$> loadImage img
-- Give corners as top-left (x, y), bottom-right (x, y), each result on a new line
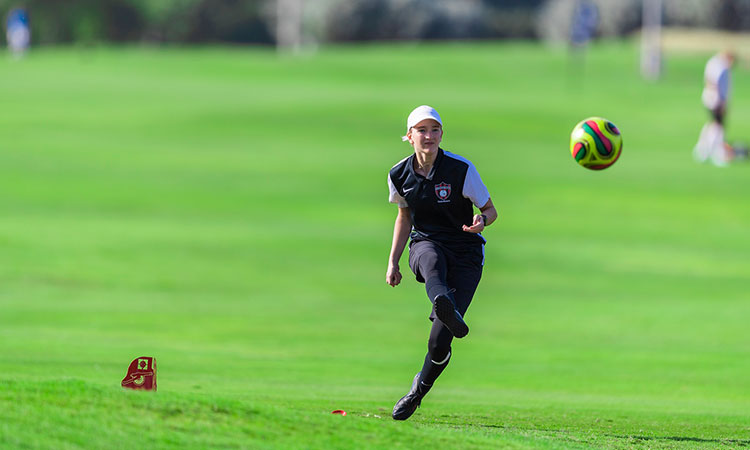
top-left (121, 356), bottom-right (157, 391)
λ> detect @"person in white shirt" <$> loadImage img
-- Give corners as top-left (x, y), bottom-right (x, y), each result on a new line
top-left (694, 51), bottom-right (736, 166)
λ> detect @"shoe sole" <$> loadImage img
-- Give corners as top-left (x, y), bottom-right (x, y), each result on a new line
top-left (434, 294), bottom-right (468, 338)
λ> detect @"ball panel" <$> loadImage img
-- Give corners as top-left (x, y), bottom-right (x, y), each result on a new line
top-left (583, 120), bottom-right (613, 157)
top-left (572, 141), bottom-right (587, 161)
top-left (585, 143), bottom-right (622, 170)
top-left (605, 121), bottom-right (620, 136)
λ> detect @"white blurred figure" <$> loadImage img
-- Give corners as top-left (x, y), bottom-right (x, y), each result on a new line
top-left (694, 51), bottom-right (736, 167)
top-left (5, 7), bottom-right (30, 58)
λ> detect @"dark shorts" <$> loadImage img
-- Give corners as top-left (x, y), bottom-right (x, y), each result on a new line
top-left (408, 239), bottom-right (484, 320)
top-left (709, 106), bottom-right (725, 125)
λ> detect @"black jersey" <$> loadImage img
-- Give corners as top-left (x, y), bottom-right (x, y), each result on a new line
top-left (388, 148), bottom-right (490, 249)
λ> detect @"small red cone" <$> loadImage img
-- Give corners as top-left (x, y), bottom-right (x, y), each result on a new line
top-left (331, 410), bottom-right (346, 416)
top-left (121, 356), bottom-right (157, 391)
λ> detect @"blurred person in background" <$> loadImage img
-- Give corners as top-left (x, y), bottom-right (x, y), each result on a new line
top-left (570, 0), bottom-right (598, 50)
top-left (694, 50), bottom-right (737, 166)
top-left (567, 0), bottom-right (598, 86)
top-left (386, 105), bottom-right (498, 421)
top-left (5, 6), bottom-right (30, 57)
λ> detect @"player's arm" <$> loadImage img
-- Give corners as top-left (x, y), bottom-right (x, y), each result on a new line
top-left (386, 207), bottom-right (412, 287)
top-left (463, 198), bottom-right (497, 233)
top-left (460, 162), bottom-right (495, 234)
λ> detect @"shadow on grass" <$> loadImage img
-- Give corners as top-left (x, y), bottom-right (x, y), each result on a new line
top-left (471, 423), bottom-right (750, 447)
top-left (614, 435), bottom-right (750, 446)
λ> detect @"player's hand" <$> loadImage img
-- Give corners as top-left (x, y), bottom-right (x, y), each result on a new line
top-left (386, 264), bottom-right (402, 287)
top-left (462, 214), bottom-right (485, 234)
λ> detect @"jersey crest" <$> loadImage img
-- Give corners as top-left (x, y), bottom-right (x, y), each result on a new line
top-left (435, 182), bottom-right (451, 203)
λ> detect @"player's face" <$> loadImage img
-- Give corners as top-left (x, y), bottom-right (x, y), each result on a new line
top-left (408, 119), bottom-right (442, 154)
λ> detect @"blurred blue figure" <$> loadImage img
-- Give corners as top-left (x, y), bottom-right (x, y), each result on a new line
top-left (5, 7), bottom-right (30, 57)
top-left (570, 0), bottom-right (598, 48)
top-left (567, 0), bottom-right (598, 86)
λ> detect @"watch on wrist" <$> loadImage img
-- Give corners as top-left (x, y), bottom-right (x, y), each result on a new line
top-left (481, 214), bottom-right (488, 226)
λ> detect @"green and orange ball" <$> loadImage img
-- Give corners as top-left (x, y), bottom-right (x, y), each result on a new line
top-left (570, 117), bottom-right (623, 170)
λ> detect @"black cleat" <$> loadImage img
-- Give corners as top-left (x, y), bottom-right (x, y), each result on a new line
top-left (434, 293), bottom-right (469, 338)
top-left (392, 373), bottom-right (431, 420)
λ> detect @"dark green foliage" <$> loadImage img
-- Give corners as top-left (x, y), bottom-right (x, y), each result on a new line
top-left (3, 0), bottom-right (750, 44)
top-left (1, 0), bottom-right (147, 43)
top-left (324, 0), bottom-right (488, 41)
top-left (0, 0), bottom-right (271, 44)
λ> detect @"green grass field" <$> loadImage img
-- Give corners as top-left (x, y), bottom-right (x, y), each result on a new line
top-left (1, 41), bottom-right (749, 449)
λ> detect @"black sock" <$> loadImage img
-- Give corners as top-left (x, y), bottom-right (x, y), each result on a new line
top-left (419, 349), bottom-right (451, 387)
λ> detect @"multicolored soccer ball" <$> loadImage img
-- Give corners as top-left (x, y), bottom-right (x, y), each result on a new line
top-left (570, 117), bottom-right (623, 170)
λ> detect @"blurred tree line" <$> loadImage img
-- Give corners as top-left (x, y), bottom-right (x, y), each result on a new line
top-left (3, 0), bottom-right (750, 45)
top-left (0, 0), bottom-right (274, 44)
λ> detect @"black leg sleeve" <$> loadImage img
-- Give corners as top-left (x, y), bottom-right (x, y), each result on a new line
top-left (419, 319), bottom-right (453, 386)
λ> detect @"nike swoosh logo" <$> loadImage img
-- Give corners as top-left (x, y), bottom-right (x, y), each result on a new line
top-left (403, 188), bottom-right (414, 194)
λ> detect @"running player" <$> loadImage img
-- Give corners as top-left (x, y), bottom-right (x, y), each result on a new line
top-left (694, 50), bottom-right (736, 166)
top-left (386, 105), bottom-right (498, 420)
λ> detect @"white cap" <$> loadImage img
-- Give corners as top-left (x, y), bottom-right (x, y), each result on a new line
top-left (402, 105), bottom-right (442, 141)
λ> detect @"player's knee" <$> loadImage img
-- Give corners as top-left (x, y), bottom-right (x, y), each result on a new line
top-left (419, 256), bottom-right (440, 277)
